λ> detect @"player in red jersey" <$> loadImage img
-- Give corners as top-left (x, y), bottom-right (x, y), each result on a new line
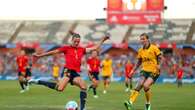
top-left (16, 49), bottom-right (29, 93)
top-left (29, 31), bottom-right (109, 110)
top-left (87, 50), bottom-right (101, 98)
top-left (177, 64), bottom-right (184, 88)
top-left (124, 60), bottom-right (134, 92)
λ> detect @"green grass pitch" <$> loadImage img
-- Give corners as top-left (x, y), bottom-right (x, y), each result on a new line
top-left (0, 80), bottom-right (195, 110)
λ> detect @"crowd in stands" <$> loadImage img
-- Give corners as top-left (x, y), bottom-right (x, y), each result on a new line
top-left (0, 49), bottom-right (194, 79)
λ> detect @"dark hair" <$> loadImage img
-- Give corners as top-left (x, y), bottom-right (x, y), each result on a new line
top-left (69, 30), bottom-right (80, 39)
top-left (72, 33), bottom-right (80, 38)
top-left (91, 50), bottom-right (99, 55)
top-left (140, 33), bottom-right (149, 39)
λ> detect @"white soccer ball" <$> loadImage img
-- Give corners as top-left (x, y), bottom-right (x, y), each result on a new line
top-left (65, 100), bottom-right (78, 110)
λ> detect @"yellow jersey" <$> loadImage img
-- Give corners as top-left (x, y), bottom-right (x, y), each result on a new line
top-left (52, 65), bottom-right (60, 77)
top-left (137, 44), bottom-right (161, 74)
top-left (101, 59), bottom-right (113, 76)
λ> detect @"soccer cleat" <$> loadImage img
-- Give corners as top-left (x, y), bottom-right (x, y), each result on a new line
top-left (20, 90), bottom-right (25, 93)
top-left (124, 100), bottom-right (134, 110)
top-left (125, 88), bottom-right (130, 92)
top-left (93, 95), bottom-right (99, 98)
top-left (145, 103), bottom-right (151, 110)
top-left (25, 86), bottom-right (30, 91)
top-left (28, 79), bottom-right (39, 85)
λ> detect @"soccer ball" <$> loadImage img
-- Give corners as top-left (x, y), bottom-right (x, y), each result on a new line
top-left (65, 100), bottom-right (78, 110)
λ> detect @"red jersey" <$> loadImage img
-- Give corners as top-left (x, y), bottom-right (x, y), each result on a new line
top-left (177, 68), bottom-right (183, 79)
top-left (87, 57), bottom-right (100, 73)
top-left (16, 55), bottom-right (28, 73)
top-left (125, 63), bottom-right (133, 78)
top-left (58, 45), bottom-right (86, 72)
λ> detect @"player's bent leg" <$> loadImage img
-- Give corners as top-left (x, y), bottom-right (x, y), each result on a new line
top-left (57, 77), bottom-right (70, 91)
top-left (104, 77), bottom-right (110, 94)
top-left (92, 78), bottom-right (98, 88)
top-left (18, 76), bottom-right (25, 92)
top-left (73, 77), bottom-right (87, 110)
top-left (107, 77), bottom-right (111, 85)
top-left (129, 78), bottom-right (133, 90)
top-left (129, 76), bottom-right (145, 103)
top-left (143, 78), bottom-right (154, 110)
top-left (124, 76), bottom-right (146, 109)
top-left (28, 77), bottom-right (68, 91)
top-left (103, 79), bottom-right (107, 93)
top-left (92, 79), bottom-right (99, 97)
top-left (24, 76), bottom-right (31, 91)
top-left (125, 78), bottom-right (129, 92)
top-left (37, 80), bottom-right (58, 90)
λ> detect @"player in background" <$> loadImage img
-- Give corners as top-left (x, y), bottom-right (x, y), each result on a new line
top-left (177, 64), bottom-right (184, 88)
top-left (87, 50), bottom-right (101, 98)
top-left (29, 31), bottom-right (109, 110)
top-left (16, 49), bottom-right (29, 93)
top-left (52, 63), bottom-right (60, 82)
top-left (101, 54), bottom-right (113, 94)
top-left (124, 60), bottom-right (134, 92)
top-left (124, 33), bottom-right (163, 110)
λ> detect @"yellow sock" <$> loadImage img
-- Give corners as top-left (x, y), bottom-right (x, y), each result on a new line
top-left (129, 90), bottom-right (139, 104)
top-left (145, 90), bottom-right (151, 104)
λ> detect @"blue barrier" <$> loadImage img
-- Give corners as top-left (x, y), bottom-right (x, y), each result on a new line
top-left (1, 75), bottom-right (195, 83)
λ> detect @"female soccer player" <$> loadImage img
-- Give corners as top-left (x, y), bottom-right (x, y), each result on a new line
top-left (101, 54), bottom-right (113, 94)
top-left (87, 50), bottom-right (101, 98)
top-left (124, 60), bottom-right (134, 92)
top-left (16, 49), bottom-right (30, 93)
top-left (29, 31), bottom-right (109, 110)
top-left (124, 33), bottom-right (163, 110)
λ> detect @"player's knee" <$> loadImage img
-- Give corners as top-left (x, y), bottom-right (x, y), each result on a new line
top-left (143, 84), bottom-right (150, 91)
top-left (80, 87), bottom-right (87, 91)
top-left (135, 85), bottom-right (143, 91)
top-left (80, 84), bottom-right (87, 91)
top-left (135, 88), bottom-right (140, 92)
top-left (93, 83), bottom-right (98, 88)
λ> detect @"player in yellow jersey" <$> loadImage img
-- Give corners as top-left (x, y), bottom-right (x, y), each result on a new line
top-left (52, 63), bottom-right (60, 82)
top-left (124, 33), bottom-right (163, 110)
top-left (101, 54), bottom-right (113, 94)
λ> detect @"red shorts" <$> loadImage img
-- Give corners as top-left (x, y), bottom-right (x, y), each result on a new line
top-left (125, 73), bottom-right (132, 78)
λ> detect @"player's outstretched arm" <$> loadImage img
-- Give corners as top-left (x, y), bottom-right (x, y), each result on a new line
top-left (86, 33), bottom-right (110, 53)
top-left (33, 49), bottom-right (60, 58)
top-left (129, 58), bottom-right (142, 77)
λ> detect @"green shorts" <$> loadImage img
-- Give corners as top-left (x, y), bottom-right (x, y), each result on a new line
top-left (140, 70), bottom-right (160, 82)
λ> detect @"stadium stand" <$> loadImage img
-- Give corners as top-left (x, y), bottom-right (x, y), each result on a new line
top-left (0, 19), bottom-right (194, 81)
top-left (128, 19), bottom-right (193, 43)
top-left (72, 20), bottom-right (129, 44)
top-left (0, 19), bottom-right (194, 45)
top-left (13, 21), bottom-right (74, 44)
top-left (0, 21), bottom-right (20, 44)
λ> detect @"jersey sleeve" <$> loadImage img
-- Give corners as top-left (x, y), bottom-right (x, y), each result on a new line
top-left (58, 45), bottom-right (68, 53)
top-left (137, 49), bottom-right (142, 59)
